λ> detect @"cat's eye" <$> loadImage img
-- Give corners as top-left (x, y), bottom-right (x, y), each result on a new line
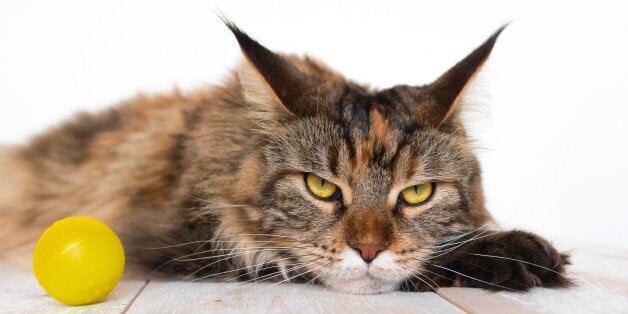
top-left (398, 182), bottom-right (434, 205)
top-left (304, 173), bottom-right (339, 200)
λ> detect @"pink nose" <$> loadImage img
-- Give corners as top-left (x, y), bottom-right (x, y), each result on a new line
top-left (351, 243), bottom-right (388, 263)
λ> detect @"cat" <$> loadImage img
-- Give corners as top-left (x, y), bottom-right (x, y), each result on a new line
top-left (0, 20), bottom-right (571, 294)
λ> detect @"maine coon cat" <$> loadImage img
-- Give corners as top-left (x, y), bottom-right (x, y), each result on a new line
top-left (0, 20), bottom-right (570, 294)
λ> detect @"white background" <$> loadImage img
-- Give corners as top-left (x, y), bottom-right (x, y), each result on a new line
top-left (1, 1), bottom-right (626, 248)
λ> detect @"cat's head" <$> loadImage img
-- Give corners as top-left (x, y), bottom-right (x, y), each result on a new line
top-left (226, 21), bottom-right (503, 294)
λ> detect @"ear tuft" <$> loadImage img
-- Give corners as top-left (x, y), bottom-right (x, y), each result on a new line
top-left (421, 24), bottom-right (508, 127)
top-left (237, 60), bottom-right (290, 128)
top-left (221, 19), bottom-right (315, 116)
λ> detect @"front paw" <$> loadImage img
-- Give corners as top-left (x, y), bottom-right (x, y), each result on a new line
top-left (427, 230), bottom-right (572, 291)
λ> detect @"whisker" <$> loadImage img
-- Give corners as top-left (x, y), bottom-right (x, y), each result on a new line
top-left (176, 245), bottom-right (309, 260)
top-left (218, 262), bottom-right (292, 284)
top-left (184, 247), bottom-right (320, 281)
top-left (303, 270), bottom-right (324, 288)
top-left (239, 256), bottom-right (325, 288)
top-left (248, 256), bottom-right (323, 284)
top-left (435, 220), bottom-right (496, 246)
top-left (184, 250), bottom-right (275, 281)
top-left (428, 263), bottom-right (516, 291)
top-left (176, 247), bottom-right (305, 263)
top-left (258, 267), bottom-right (318, 291)
top-left (147, 240), bottom-right (215, 250)
top-left (397, 264), bottom-right (440, 292)
top-left (421, 267), bottom-right (456, 284)
top-left (205, 239), bottom-right (306, 244)
top-left (189, 256), bottom-right (295, 282)
top-left (427, 230), bottom-right (498, 261)
top-left (410, 274), bottom-right (438, 292)
top-left (154, 246), bottom-right (306, 274)
top-left (210, 233), bottom-right (302, 241)
top-left (407, 277), bottom-right (420, 291)
top-left (466, 253), bottom-right (563, 275)
top-left (146, 234), bottom-right (304, 251)
top-left (236, 262), bottom-right (312, 288)
top-left (432, 229), bottom-right (493, 251)
top-left (182, 192), bottom-right (247, 208)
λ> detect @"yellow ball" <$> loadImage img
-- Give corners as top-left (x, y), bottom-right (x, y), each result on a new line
top-left (33, 216), bottom-right (125, 306)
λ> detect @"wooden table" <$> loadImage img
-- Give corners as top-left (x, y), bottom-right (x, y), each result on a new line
top-left (2, 242), bottom-right (627, 313)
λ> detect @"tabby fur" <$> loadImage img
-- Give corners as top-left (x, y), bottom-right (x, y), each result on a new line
top-left (0, 21), bottom-right (570, 294)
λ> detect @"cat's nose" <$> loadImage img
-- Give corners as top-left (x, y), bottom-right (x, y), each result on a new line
top-left (350, 242), bottom-right (388, 263)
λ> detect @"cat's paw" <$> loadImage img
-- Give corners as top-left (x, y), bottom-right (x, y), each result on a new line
top-left (426, 230), bottom-right (572, 291)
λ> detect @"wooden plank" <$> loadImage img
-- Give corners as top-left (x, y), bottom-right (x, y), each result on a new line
top-left (436, 246), bottom-right (628, 313)
top-left (5, 240), bottom-right (627, 313)
top-left (0, 260), bottom-right (148, 313)
top-left (127, 280), bottom-right (463, 313)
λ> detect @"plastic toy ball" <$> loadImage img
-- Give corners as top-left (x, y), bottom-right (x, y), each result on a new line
top-left (33, 216), bottom-right (125, 306)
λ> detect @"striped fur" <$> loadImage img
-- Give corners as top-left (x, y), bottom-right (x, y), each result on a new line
top-left (0, 22), bottom-right (569, 294)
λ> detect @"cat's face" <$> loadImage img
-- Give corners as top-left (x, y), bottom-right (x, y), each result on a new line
top-left (259, 105), bottom-right (486, 293)
top-left (225, 22), bottom-right (501, 293)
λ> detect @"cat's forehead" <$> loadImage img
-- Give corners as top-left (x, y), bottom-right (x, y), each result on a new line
top-left (328, 84), bottom-right (425, 135)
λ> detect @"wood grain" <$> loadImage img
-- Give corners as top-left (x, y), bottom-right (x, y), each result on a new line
top-left (436, 245), bottom-right (628, 313)
top-left (0, 261), bottom-right (147, 313)
top-left (127, 280), bottom-right (463, 313)
top-left (2, 242), bottom-right (627, 313)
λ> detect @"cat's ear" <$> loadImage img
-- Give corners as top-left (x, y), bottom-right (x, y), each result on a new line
top-left (419, 25), bottom-right (506, 127)
top-left (225, 21), bottom-right (315, 119)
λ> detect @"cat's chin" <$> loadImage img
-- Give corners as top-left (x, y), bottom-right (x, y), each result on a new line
top-left (326, 276), bottom-right (399, 295)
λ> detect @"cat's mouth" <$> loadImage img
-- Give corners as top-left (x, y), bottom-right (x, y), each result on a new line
top-left (319, 250), bottom-right (407, 294)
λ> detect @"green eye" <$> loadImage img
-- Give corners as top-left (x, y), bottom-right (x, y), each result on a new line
top-left (305, 173), bottom-right (339, 200)
top-left (399, 183), bottom-right (433, 205)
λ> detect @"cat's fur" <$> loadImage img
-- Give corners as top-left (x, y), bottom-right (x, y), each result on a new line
top-left (0, 21), bottom-right (570, 294)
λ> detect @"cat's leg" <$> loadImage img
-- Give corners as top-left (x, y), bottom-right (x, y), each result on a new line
top-left (418, 230), bottom-right (572, 291)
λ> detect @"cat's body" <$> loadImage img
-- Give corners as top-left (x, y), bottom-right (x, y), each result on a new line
top-left (0, 22), bottom-right (570, 294)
